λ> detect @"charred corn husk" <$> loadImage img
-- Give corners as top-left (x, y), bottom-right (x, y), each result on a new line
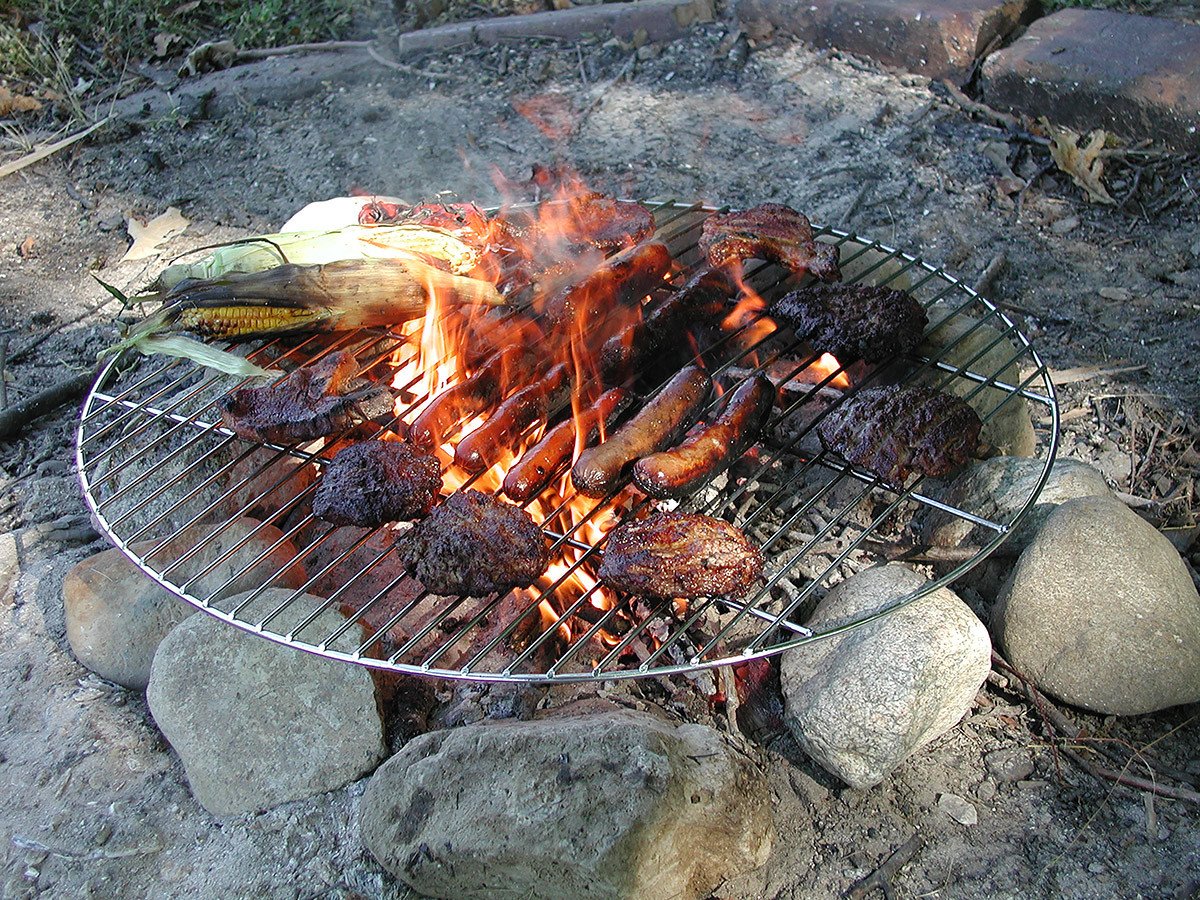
top-left (161, 256), bottom-right (504, 340)
top-left (154, 225), bottom-right (484, 291)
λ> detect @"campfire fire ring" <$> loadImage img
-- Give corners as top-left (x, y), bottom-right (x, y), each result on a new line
top-left (76, 201), bottom-right (1059, 683)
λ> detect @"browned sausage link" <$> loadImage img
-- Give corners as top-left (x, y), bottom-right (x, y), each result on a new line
top-left (600, 267), bottom-right (735, 378)
top-left (503, 387), bottom-right (632, 502)
top-left (543, 241), bottom-right (673, 328)
top-left (407, 346), bottom-right (522, 450)
top-left (572, 366), bottom-right (712, 498)
top-left (454, 363), bottom-right (572, 472)
top-left (632, 374), bottom-right (775, 500)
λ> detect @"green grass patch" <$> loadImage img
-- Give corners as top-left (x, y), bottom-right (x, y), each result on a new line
top-left (0, 0), bottom-right (360, 90)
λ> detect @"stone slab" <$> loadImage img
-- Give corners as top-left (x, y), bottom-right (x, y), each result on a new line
top-left (397, 0), bottom-right (715, 54)
top-left (981, 9), bottom-right (1200, 152)
top-left (736, 0), bottom-right (1035, 83)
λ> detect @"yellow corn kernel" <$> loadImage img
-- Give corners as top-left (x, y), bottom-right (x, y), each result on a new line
top-left (177, 305), bottom-right (320, 338)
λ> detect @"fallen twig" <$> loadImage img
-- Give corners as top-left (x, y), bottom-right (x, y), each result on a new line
top-left (992, 652), bottom-right (1200, 804)
top-left (846, 831), bottom-right (924, 899)
top-left (936, 80), bottom-right (1030, 136)
top-left (365, 44), bottom-right (472, 82)
top-left (0, 115), bottom-right (113, 180)
top-left (972, 253), bottom-right (1007, 296)
top-left (0, 369), bottom-right (96, 442)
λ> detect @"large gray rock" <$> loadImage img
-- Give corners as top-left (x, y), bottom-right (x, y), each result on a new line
top-left (360, 709), bottom-right (773, 900)
top-left (923, 457), bottom-right (1111, 555)
top-left (994, 495), bottom-right (1200, 715)
top-left (915, 302), bottom-right (1036, 458)
top-left (63, 517), bottom-right (306, 690)
top-left (147, 589), bottom-right (385, 816)
top-left (781, 564), bottom-right (991, 789)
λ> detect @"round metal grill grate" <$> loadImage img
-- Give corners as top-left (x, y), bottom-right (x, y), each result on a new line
top-left (76, 201), bottom-right (1059, 683)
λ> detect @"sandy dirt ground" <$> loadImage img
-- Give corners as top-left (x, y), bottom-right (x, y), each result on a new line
top-left (1, 21), bottom-right (1198, 899)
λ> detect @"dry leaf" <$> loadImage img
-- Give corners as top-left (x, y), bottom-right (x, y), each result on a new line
top-left (16, 237), bottom-right (36, 258)
top-left (0, 86), bottom-right (43, 115)
top-left (1042, 118), bottom-right (1115, 205)
top-left (122, 207), bottom-right (190, 262)
top-left (153, 31), bottom-right (181, 57)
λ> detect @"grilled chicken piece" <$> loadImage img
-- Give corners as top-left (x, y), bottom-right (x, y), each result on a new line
top-left (312, 440), bottom-right (442, 527)
top-left (771, 283), bottom-right (928, 364)
top-left (598, 511), bottom-right (763, 599)
top-left (396, 490), bottom-right (549, 597)
top-left (217, 350), bottom-right (358, 444)
top-left (700, 203), bottom-right (841, 282)
top-left (818, 385), bottom-right (982, 486)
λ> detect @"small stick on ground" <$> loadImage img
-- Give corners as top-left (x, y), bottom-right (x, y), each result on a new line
top-left (0, 335), bottom-right (9, 409)
top-left (992, 652), bottom-right (1200, 804)
top-left (846, 831), bottom-right (924, 900)
top-left (0, 369), bottom-right (96, 442)
top-left (972, 253), bottom-right (1007, 297)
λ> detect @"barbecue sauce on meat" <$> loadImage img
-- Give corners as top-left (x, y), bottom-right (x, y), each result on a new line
top-left (771, 283), bottom-right (928, 364)
top-left (818, 385), bottom-right (982, 486)
top-left (699, 203), bottom-right (841, 282)
top-left (396, 490), bottom-right (550, 597)
top-left (598, 512), bottom-right (763, 599)
top-left (312, 440), bottom-right (441, 527)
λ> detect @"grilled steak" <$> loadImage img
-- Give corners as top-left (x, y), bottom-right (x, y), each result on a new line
top-left (700, 203), bottom-right (841, 282)
top-left (818, 385), bottom-right (982, 486)
top-left (218, 350), bottom-right (358, 444)
top-left (771, 283), bottom-right (928, 364)
top-left (396, 490), bottom-right (549, 596)
top-left (312, 440), bottom-right (442, 527)
top-left (598, 511), bottom-right (763, 599)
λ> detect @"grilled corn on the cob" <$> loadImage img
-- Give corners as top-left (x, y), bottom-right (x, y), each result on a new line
top-left (154, 225), bottom-right (485, 291)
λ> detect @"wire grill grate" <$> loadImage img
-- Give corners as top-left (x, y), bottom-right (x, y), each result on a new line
top-left (76, 201), bottom-right (1059, 683)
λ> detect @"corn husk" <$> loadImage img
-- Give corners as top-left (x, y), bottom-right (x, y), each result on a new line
top-left (154, 224), bottom-right (483, 290)
top-left (160, 257), bottom-right (504, 339)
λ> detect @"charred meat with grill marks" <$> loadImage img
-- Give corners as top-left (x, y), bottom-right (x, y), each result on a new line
top-left (771, 283), bottom-right (928, 364)
top-left (218, 350), bottom-right (358, 444)
top-left (818, 385), bottom-right (982, 486)
top-left (396, 490), bottom-right (550, 597)
top-left (700, 203), bottom-right (841, 282)
top-left (598, 511), bottom-right (763, 599)
top-left (312, 440), bottom-right (442, 527)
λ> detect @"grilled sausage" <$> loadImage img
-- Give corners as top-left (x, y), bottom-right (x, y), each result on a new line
top-left (572, 366), bottom-right (712, 498)
top-left (600, 266), bottom-right (734, 379)
top-left (542, 241), bottom-right (673, 328)
top-left (407, 346), bottom-right (524, 450)
top-left (455, 363), bottom-right (572, 472)
top-left (503, 387), bottom-right (633, 502)
top-left (632, 374), bottom-right (775, 499)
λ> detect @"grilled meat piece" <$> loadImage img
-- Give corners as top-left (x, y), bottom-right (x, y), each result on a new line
top-left (771, 283), bottom-right (928, 364)
top-left (565, 194), bottom-right (655, 254)
top-left (312, 440), bottom-right (442, 527)
top-left (598, 511), bottom-right (764, 599)
top-left (396, 490), bottom-right (550, 596)
top-left (218, 350), bottom-right (358, 444)
top-left (700, 203), bottom-right (841, 282)
top-left (541, 240), bottom-right (672, 328)
top-left (818, 385), bottom-right (982, 486)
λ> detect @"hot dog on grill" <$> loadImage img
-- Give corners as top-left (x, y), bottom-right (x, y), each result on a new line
top-left (572, 365), bottom-right (712, 498)
top-left (407, 346), bottom-right (525, 450)
top-left (542, 241), bottom-right (673, 328)
top-left (503, 387), bottom-right (632, 502)
top-left (600, 266), bottom-right (734, 379)
top-left (632, 374), bottom-right (775, 499)
top-left (455, 362), bottom-right (572, 473)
